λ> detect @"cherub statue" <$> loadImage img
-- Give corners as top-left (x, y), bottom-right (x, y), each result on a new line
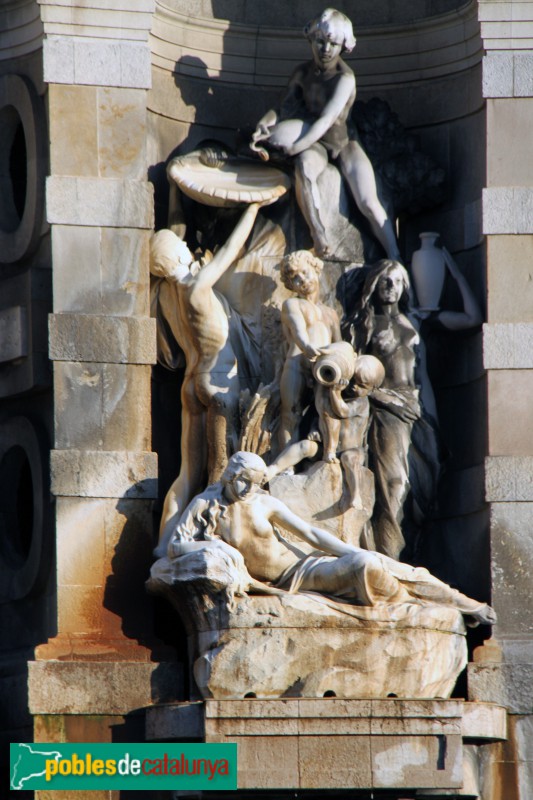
top-left (266, 351), bottom-right (384, 514)
top-left (251, 8), bottom-right (400, 261)
top-left (167, 451), bottom-right (496, 626)
top-left (315, 353), bottom-right (385, 508)
top-left (279, 250), bottom-right (341, 448)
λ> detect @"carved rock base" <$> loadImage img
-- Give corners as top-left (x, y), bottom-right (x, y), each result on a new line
top-left (148, 556), bottom-right (467, 701)
top-left (269, 461), bottom-right (374, 545)
top-left (193, 594), bottom-right (467, 700)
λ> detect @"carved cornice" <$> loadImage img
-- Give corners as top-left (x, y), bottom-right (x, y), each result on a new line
top-left (151, 0), bottom-right (482, 91)
top-left (479, 0), bottom-right (533, 50)
top-left (0, 0), bottom-right (44, 60)
top-left (36, 0), bottom-right (155, 41)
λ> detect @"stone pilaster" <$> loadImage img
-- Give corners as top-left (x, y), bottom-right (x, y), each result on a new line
top-left (27, 4), bottom-right (179, 785)
top-left (468, 3), bottom-right (533, 796)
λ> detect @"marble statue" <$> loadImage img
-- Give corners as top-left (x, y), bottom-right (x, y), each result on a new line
top-left (260, 351), bottom-right (382, 526)
top-left (279, 250), bottom-right (341, 448)
top-left (341, 250), bottom-right (483, 559)
top-left (149, 453), bottom-right (494, 699)
top-left (316, 354), bottom-right (385, 507)
top-left (251, 8), bottom-right (400, 261)
top-left (148, 37), bottom-right (491, 699)
top-left (150, 202), bottom-right (264, 557)
top-left (166, 451), bottom-right (495, 627)
top-left (341, 260), bottom-right (437, 560)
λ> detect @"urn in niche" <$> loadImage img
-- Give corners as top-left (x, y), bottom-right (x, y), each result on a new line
top-left (411, 232), bottom-right (446, 310)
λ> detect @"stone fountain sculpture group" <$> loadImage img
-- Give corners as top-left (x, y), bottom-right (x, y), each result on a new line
top-left (148, 8), bottom-right (494, 701)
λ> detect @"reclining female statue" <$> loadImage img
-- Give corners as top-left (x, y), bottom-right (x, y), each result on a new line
top-left (167, 451), bottom-right (496, 626)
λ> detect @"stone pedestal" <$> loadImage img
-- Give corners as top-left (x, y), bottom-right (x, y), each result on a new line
top-left (146, 698), bottom-right (506, 796)
top-left (269, 461), bottom-right (375, 545)
top-left (149, 554), bottom-right (469, 702)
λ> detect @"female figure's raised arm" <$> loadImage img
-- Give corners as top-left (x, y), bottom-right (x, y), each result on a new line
top-left (190, 203), bottom-right (260, 294)
top-left (436, 247), bottom-right (483, 331)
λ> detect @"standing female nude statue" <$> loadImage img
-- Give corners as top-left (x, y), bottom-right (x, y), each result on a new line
top-left (251, 8), bottom-right (400, 261)
top-left (342, 255), bottom-right (482, 560)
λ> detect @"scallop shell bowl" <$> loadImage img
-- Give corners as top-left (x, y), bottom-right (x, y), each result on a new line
top-left (167, 149), bottom-right (292, 208)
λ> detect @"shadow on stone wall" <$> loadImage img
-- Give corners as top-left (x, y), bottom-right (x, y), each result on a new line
top-left (103, 496), bottom-right (186, 698)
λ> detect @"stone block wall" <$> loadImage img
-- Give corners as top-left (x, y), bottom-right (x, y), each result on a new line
top-left (0, 3), bottom-right (52, 756)
top-left (0, 5), bottom-right (180, 795)
top-left (467, 3), bottom-right (533, 797)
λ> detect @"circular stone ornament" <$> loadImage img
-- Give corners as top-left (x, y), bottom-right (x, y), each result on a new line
top-left (0, 416), bottom-right (45, 601)
top-left (0, 75), bottom-right (46, 264)
top-left (167, 150), bottom-right (291, 207)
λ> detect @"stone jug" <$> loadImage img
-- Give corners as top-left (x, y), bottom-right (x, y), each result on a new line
top-left (251, 118), bottom-right (310, 161)
top-left (411, 232), bottom-right (446, 310)
top-left (313, 342), bottom-right (357, 386)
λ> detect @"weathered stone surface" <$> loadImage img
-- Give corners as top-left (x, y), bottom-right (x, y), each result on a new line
top-left (98, 87), bottom-right (147, 180)
top-left (490, 503), bottom-right (533, 637)
top-left (483, 52), bottom-right (514, 98)
top-left (484, 324), bottom-right (533, 369)
top-left (54, 495), bottom-right (156, 648)
top-left (471, 662), bottom-right (533, 717)
top-left (49, 313), bottom-right (156, 364)
top-left (371, 733), bottom-right (463, 789)
top-left (39, 2), bottom-right (154, 41)
top-left (483, 187), bottom-right (533, 234)
top-left (269, 461), bottom-right (374, 545)
top-left (469, 661), bottom-right (533, 715)
top-left (52, 225), bottom-right (151, 316)
top-left (50, 449), bottom-right (157, 498)
top-left (194, 612), bottom-right (466, 701)
top-left (223, 701), bottom-right (464, 791)
top-left (43, 37), bottom-right (152, 88)
top-left (28, 661), bottom-right (179, 715)
top-left (53, 362), bottom-right (152, 451)
top-left (487, 235), bottom-right (533, 324)
top-left (148, 697), bottom-right (504, 738)
top-left (515, 54), bottom-right (533, 97)
top-left (511, 715), bottom-right (533, 799)
top-left (462, 702), bottom-right (507, 741)
top-left (146, 701), bottom-right (205, 741)
top-left (46, 176), bottom-right (154, 228)
top-left (488, 99), bottom-right (533, 188)
top-left (488, 371), bottom-right (533, 456)
top-left (0, 305), bottom-right (27, 363)
top-left (300, 735), bottom-right (372, 788)
top-left (485, 456), bottom-right (533, 501)
top-left (149, 554), bottom-right (467, 701)
top-left (146, 698), bottom-right (475, 790)
top-left (49, 84), bottom-right (98, 177)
